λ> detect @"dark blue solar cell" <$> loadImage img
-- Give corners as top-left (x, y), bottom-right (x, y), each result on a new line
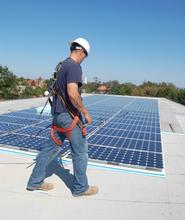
top-left (150, 133), bottom-right (156, 141)
top-left (147, 162), bottom-right (155, 168)
top-left (140, 152), bottom-right (147, 159)
top-left (132, 132), bottom-right (139, 139)
top-left (113, 138), bottom-right (122, 148)
top-left (122, 130), bottom-right (128, 136)
top-left (107, 137), bottom-right (116, 146)
top-left (129, 139), bottom-right (137, 148)
top-left (151, 122), bottom-right (156, 127)
top-left (102, 136), bottom-right (113, 146)
top-left (87, 126), bottom-right (97, 133)
top-left (132, 152), bottom-right (140, 161)
top-left (156, 134), bottom-right (161, 142)
top-left (126, 125), bottom-right (133, 130)
top-left (132, 160), bottom-right (139, 165)
top-left (139, 160), bottom-right (147, 166)
top-left (101, 151), bottom-right (110, 158)
top-left (148, 153), bottom-right (155, 160)
top-left (145, 133), bottom-right (150, 140)
top-left (109, 138), bottom-right (117, 146)
top-left (116, 129), bottom-right (124, 137)
top-left (135, 140), bottom-right (143, 149)
top-left (127, 132), bottom-right (134, 138)
top-left (138, 126), bottom-right (145, 131)
top-left (139, 132), bottom-right (145, 139)
top-left (148, 141), bottom-right (156, 151)
top-left (122, 138), bottom-right (131, 148)
top-left (96, 128), bottom-right (105, 135)
top-left (142, 141), bottom-right (149, 151)
top-left (106, 129), bottom-right (113, 135)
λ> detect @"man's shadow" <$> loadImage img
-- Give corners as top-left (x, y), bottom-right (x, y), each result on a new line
top-left (45, 159), bottom-right (74, 193)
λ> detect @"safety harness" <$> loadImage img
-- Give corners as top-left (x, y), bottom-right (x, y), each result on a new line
top-left (50, 94), bottom-right (87, 145)
top-left (48, 61), bottom-right (87, 146)
top-left (51, 115), bottom-right (79, 145)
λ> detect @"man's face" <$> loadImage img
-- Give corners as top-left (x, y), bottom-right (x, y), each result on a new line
top-left (79, 50), bottom-right (87, 63)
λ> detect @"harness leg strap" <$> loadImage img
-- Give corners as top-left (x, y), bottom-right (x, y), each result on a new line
top-left (51, 116), bottom-right (79, 145)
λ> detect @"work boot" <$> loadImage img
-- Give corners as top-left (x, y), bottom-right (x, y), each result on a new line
top-left (83, 185), bottom-right (99, 196)
top-left (27, 182), bottom-right (54, 191)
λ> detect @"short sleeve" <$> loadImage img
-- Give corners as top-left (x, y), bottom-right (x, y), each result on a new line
top-left (66, 64), bottom-right (82, 86)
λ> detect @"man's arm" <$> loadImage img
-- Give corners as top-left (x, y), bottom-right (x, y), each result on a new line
top-left (67, 83), bottom-right (92, 124)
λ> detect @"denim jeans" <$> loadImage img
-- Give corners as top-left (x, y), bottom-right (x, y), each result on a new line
top-left (27, 113), bottom-right (89, 195)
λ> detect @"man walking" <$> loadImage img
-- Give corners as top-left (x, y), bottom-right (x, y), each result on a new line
top-left (26, 37), bottom-right (99, 196)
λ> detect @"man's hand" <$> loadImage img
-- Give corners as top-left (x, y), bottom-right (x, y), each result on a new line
top-left (84, 112), bottom-right (92, 125)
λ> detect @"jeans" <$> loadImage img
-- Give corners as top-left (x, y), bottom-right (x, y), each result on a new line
top-left (27, 113), bottom-right (89, 195)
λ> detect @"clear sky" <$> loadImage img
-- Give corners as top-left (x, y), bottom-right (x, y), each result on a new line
top-left (0, 0), bottom-right (185, 87)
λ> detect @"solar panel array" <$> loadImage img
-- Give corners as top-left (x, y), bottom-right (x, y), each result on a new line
top-left (0, 95), bottom-right (163, 172)
top-left (87, 98), bottom-right (162, 170)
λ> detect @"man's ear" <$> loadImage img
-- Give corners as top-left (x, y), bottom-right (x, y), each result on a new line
top-left (80, 50), bottom-right (85, 55)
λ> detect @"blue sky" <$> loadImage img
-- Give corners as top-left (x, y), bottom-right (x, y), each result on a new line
top-left (0, 0), bottom-right (185, 87)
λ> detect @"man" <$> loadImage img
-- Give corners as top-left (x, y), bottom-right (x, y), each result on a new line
top-left (27, 37), bottom-right (99, 196)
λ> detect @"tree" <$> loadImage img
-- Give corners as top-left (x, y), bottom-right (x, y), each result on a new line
top-left (93, 76), bottom-right (101, 85)
top-left (177, 89), bottom-right (185, 105)
top-left (107, 80), bottom-right (120, 94)
top-left (0, 65), bottom-right (19, 99)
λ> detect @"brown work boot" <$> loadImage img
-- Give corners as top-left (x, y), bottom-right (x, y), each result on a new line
top-left (27, 182), bottom-right (54, 191)
top-left (83, 185), bottom-right (99, 196)
top-left (37, 182), bottom-right (54, 191)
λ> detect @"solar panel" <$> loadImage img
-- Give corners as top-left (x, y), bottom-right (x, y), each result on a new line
top-left (0, 115), bottom-right (40, 125)
top-left (0, 95), bottom-right (164, 175)
top-left (2, 111), bottom-right (50, 119)
top-left (15, 126), bottom-right (50, 138)
top-left (85, 97), bottom-right (163, 171)
top-left (88, 145), bottom-right (163, 169)
top-left (0, 122), bottom-right (23, 132)
top-left (0, 133), bottom-right (70, 155)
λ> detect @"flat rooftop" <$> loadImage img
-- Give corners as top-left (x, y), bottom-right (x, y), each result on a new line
top-left (0, 95), bottom-right (185, 220)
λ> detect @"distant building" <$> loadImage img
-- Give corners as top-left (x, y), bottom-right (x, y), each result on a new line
top-left (26, 79), bottom-right (33, 87)
top-left (97, 85), bottom-right (109, 94)
top-left (26, 78), bottom-right (45, 88)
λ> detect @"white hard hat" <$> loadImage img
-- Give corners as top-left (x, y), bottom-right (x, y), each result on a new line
top-left (71, 37), bottom-right (90, 56)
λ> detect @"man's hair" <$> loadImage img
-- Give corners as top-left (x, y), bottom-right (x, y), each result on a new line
top-left (70, 42), bottom-right (81, 52)
top-left (70, 42), bottom-right (88, 56)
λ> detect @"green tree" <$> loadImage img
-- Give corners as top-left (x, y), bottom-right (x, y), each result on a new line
top-left (0, 65), bottom-right (19, 99)
top-left (177, 89), bottom-right (185, 105)
top-left (107, 80), bottom-right (120, 94)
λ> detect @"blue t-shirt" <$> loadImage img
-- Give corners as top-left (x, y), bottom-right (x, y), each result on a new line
top-left (51, 57), bottom-right (82, 115)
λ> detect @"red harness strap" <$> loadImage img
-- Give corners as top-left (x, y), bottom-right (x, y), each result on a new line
top-left (50, 92), bottom-right (87, 145)
top-left (50, 115), bottom-right (86, 145)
